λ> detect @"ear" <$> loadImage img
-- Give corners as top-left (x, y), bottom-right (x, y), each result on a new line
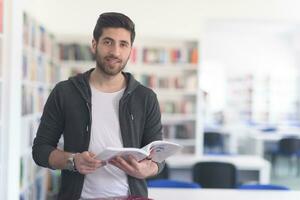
top-left (91, 39), bottom-right (97, 54)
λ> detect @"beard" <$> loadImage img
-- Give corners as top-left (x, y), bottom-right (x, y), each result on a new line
top-left (95, 49), bottom-right (129, 76)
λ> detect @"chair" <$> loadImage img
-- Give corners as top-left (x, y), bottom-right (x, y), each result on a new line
top-left (147, 179), bottom-right (201, 188)
top-left (270, 137), bottom-right (300, 176)
top-left (238, 184), bottom-right (290, 190)
top-left (192, 161), bottom-right (237, 188)
top-left (203, 131), bottom-right (225, 154)
top-left (260, 126), bottom-right (277, 132)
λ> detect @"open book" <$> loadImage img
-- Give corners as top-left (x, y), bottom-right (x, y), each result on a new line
top-left (96, 140), bottom-right (182, 163)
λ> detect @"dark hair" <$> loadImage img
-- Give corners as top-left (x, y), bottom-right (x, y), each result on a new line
top-left (93, 12), bottom-right (135, 44)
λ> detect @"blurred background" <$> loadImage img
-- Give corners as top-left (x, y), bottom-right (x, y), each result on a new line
top-left (1, 0), bottom-right (300, 199)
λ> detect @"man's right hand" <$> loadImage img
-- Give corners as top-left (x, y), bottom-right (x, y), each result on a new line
top-left (74, 151), bottom-right (106, 174)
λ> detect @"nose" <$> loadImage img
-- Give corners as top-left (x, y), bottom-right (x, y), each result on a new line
top-left (109, 43), bottom-right (121, 57)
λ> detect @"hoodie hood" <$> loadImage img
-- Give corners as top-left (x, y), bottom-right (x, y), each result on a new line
top-left (69, 68), bottom-right (141, 103)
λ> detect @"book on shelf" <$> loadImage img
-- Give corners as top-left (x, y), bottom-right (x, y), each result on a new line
top-left (96, 140), bottom-right (182, 163)
top-left (162, 122), bottom-right (195, 140)
top-left (59, 43), bottom-right (95, 61)
top-left (0, 0), bottom-right (3, 33)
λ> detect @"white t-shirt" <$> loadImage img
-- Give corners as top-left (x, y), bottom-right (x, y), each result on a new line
top-left (81, 86), bottom-right (128, 199)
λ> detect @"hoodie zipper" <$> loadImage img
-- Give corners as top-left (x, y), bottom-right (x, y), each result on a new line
top-left (86, 102), bottom-right (92, 133)
top-left (125, 98), bottom-right (137, 146)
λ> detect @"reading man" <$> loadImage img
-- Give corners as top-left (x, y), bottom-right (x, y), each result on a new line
top-left (32, 12), bottom-right (164, 199)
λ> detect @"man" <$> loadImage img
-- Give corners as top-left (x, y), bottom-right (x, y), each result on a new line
top-left (32, 12), bottom-right (164, 199)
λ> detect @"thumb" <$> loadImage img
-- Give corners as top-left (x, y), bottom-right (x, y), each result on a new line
top-left (88, 152), bottom-right (96, 158)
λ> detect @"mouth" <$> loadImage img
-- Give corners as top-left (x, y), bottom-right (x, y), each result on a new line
top-left (105, 57), bottom-right (121, 65)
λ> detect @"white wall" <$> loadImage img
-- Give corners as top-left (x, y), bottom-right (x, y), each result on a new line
top-left (200, 21), bottom-right (299, 124)
top-left (24, 0), bottom-right (300, 38)
top-left (203, 23), bottom-right (297, 74)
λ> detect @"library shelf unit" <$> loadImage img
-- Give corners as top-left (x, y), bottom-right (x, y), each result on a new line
top-left (58, 37), bottom-right (201, 155)
top-left (226, 71), bottom-right (300, 125)
top-left (20, 12), bottom-right (61, 200)
top-left (130, 38), bottom-right (199, 155)
top-left (0, 0), bottom-right (4, 197)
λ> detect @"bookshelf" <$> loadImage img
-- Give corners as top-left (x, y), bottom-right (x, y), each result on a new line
top-left (226, 71), bottom-right (300, 125)
top-left (129, 39), bottom-right (199, 154)
top-left (58, 37), bottom-right (200, 155)
top-left (0, 0), bottom-right (4, 196)
top-left (226, 74), bottom-right (253, 123)
top-left (20, 12), bottom-right (61, 200)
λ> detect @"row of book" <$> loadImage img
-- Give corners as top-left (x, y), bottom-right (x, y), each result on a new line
top-left (137, 74), bottom-right (186, 89)
top-left (162, 122), bottom-right (195, 139)
top-left (23, 13), bottom-right (58, 59)
top-left (58, 43), bottom-right (95, 61)
top-left (0, 82), bottom-right (2, 120)
top-left (20, 154), bottom-right (46, 200)
top-left (22, 51), bottom-right (61, 84)
top-left (0, 40), bottom-right (2, 77)
top-left (135, 74), bottom-right (198, 90)
top-left (21, 85), bottom-right (50, 116)
top-left (60, 66), bottom-right (86, 80)
top-left (141, 47), bottom-right (198, 64)
top-left (0, 0), bottom-right (3, 33)
top-left (58, 43), bottom-right (198, 65)
top-left (160, 100), bottom-right (196, 114)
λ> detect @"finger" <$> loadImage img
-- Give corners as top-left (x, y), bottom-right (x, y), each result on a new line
top-left (78, 165), bottom-right (98, 174)
top-left (80, 168), bottom-right (98, 174)
top-left (97, 161), bottom-right (107, 168)
top-left (84, 160), bottom-right (104, 168)
top-left (145, 156), bottom-right (152, 161)
top-left (77, 158), bottom-right (102, 169)
top-left (82, 154), bottom-right (101, 165)
top-left (149, 149), bottom-right (155, 157)
top-left (110, 156), bottom-right (135, 172)
top-left (127, 155), bottom-right (139, 168)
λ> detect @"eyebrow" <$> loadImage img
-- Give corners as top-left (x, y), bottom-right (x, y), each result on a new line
top-left (102, 37), bottom-right (130, 45)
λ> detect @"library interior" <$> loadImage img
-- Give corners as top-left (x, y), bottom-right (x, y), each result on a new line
top-left (1, 0), bottom-right (300, 199)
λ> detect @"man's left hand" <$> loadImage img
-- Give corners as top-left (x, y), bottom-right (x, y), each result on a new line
top-left (109, 155), bottom-right (158, 179)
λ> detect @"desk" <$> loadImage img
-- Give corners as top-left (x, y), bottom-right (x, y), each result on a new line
top-left (166, 155), bottom-right (271, 184)
top-left (148, 188), bottom-right (300, 200)
top-left (248, 128), bottom-right (300, 156)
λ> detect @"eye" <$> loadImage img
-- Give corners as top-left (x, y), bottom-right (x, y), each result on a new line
top-left (120, 42), bottom-right (129, 48)
top-left (103, 40), bottom-right (112, 46)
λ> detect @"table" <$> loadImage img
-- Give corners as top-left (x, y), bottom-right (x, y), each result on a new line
top-left (148, 188), bottom-right (300, 200)
top-left (166, 154), bottom-right (271, 184)
top-left (247, 128), bottom-right (300, 156)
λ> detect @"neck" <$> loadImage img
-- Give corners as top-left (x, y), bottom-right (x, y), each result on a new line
top-left (89, 67), bottom-right (126, 93)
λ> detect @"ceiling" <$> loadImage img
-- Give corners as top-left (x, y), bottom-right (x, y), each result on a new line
top-left (23, 0), bottom-right (300, 39)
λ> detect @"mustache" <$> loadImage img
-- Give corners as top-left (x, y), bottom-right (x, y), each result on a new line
top-left (105, 55), bottom-right (122, 61)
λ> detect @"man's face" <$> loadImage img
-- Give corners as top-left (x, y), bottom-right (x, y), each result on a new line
top-left (92, 28), bottom-right (132, 76)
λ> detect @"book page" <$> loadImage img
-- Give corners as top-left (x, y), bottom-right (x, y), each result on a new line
top-left (142, 140), bottom-right (182, 163)
top-left (96, 147), bottom-right (149, 162)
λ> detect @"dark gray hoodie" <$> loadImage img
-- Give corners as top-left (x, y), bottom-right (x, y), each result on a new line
top-left (32, 68), bottom-right (164, 199)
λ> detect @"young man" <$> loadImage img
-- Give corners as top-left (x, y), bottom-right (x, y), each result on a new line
top-left (32, 12), bottom-right (164, 199)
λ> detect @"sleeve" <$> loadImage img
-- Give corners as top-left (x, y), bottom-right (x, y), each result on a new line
top-left (32, 83), bottom-right (65, 169)
top-left (143, 91), bottom-right (165, 174)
